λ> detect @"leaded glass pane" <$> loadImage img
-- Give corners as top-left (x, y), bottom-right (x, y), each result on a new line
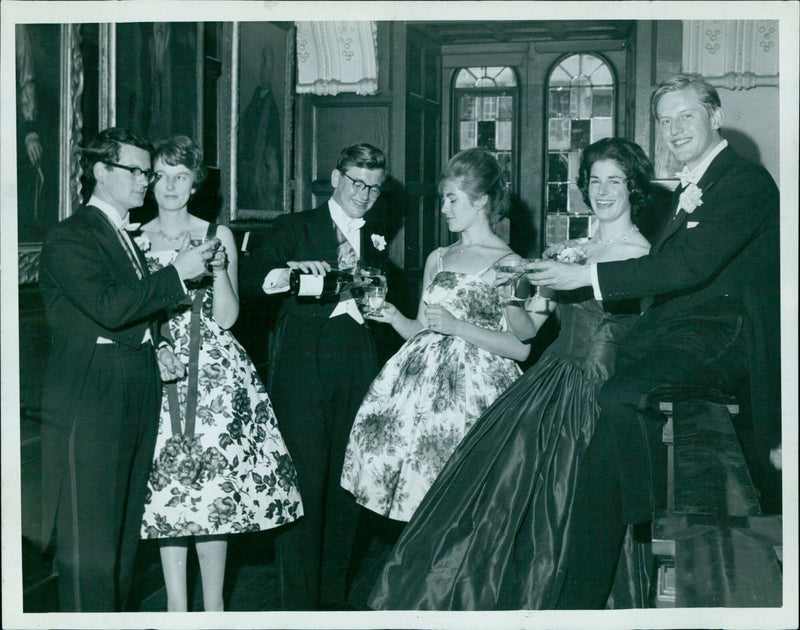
top-left (498, 96), bottom-right (513, 119)
top-left (477, 120), bottom-right (496, 148)
top-left (570, 119), bottom-right (591, 150)
top-left (454, 67), bottom-right (516, 188)
top-left (496, 121), bottom-right (512, 151)
top-left (455, 68), bottom-right (478, 88)
top-left (549, 88), bottom-right (571, 118)
top-left (480, 96), bottom-right (498, 119)
top-left (460, 121), bottom-right (476, 148)
top-left (593, 87), bottom-right (614, 117)
top-left (548, 152), bottom-right (569, 183)
top-left (494, 67), bottom-right (517, 87)
top-left (591, 118), bottom-right (613, 143)
top-left (549, 65), bottom-right (573, 86)
top-left (581, 55), bottom-right (604, 79)
top-left (460, 96), bottom-right (477, 120)
top-left (548, 118), bottom-right (571, 151)
top-left (591, 63), bottom-right (613, 86)
top-left (546, 214), bottom-right (569, 244)
top-left (568, 150), bottom-right (582, 183)
top-left (547, 183), bottom-right (568, 213)
top-left (568, 215), bottom-right (590, 239)
top-left (570, 78), bottom-right (593, 119)
top-left (568, 183), bottom-right (591, 215)
top-left (545, 53), bottom-right (615, 223)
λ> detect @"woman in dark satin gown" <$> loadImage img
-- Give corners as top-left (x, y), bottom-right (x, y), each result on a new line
top-left (369, 138), bottom-right (654, 610)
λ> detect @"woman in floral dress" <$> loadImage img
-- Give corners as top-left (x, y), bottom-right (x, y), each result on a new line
top-left (369, 138), bottom-right (653, 610)
top-left (341, 148), bottom-right (534, 523)
top-left (137, 136), bottom-right (302, 611)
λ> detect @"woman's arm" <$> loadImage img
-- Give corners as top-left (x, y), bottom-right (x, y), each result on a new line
top-left (424, 303), bottom-right (531, 362)
top-left (210, 225), bottom-right (240, 329)
top-left (504, 297), bottom-right (553, 342)
top-left (366, 249), bottom-right (441, 340)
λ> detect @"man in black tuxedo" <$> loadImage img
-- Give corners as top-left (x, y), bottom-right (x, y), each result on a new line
top-left (239, 143), bottom-right (389, 610)
top-left (528, 74), bottom-right (781, 608)
top-left (38, 127), bottom-right (216, 611)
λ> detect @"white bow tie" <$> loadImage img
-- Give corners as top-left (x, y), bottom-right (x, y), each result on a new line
top-left (119, 215), bottom-right (141, 231)
top-left (343, 217), bottom-right (365, 233)
top-left (675, 166), bottom-right (698, 188)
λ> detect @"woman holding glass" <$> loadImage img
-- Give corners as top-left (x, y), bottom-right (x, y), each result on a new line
top-left (341, 148), bottom-right (534, 523)
top-left (369, 137), bottom-right (653, 610)
top-left (136, 136), bottom-right (302, 611)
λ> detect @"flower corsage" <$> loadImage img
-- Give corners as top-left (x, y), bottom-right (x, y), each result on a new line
top-left (371, 233), bottom-right (387, 251)
top-left (133, 233), bottom-right (152, 253)
top-left (545, 245), bottom-right (588, 265)
top-left (678, 183), bottom-right (703, 214)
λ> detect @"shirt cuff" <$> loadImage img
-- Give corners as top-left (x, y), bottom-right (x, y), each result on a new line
top-left (263, 268), bottom-right (291, 294)
top-left (590, 263), bottom-right (604, 301)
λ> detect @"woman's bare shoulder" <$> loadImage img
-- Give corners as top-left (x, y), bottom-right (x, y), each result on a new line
top-left (615, 237), bottom-right (650, 259)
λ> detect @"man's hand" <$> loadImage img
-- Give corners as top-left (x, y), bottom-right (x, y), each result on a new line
top-left (171, 237), bottom-right (218, 281)
top-left (769, 444), bottom-right (782, 471)
top-left (525, 260), bottom-right (593, 291)
top-left (157, 346), bottom-right (185, 382)
top-left (287, 260), bottom-right (331, 275)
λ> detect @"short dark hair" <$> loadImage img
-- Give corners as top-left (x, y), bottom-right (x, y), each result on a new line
top-left (152, 135), bottom-right (207, 187)
top-left (577, 137), bottom-right (653, 220)
top-left (336, 143), bottom-right (387, 173)
top-left (651, 73), bottom-right (722, 119)
top-left (440, 147), bottom-right (510, 231)
top-left (80, 127), bottom-right (153, 203)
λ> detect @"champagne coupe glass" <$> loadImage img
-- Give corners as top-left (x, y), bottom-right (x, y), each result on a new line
top-left (355, 265), bottom-right (387, 314)
top-left (363, 283), bottom-right (388, 316)
top-left (492, 258), bottom-right (534, 305)
top-left (190, 236), bottom-right (220, 274)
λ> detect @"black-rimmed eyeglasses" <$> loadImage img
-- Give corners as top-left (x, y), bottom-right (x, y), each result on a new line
top-left (342, 172), bottom-right (383, 197)
top-left (103, 161), bottom-right (158, 184)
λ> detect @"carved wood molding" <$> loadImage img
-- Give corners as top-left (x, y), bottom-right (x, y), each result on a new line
top-left (60, 24), bottom-right (85, 218)
top-left (296, 21), bottom-right (378, 96)
top-left (18, 244), bottom-right (42, 285)
top-left (682, 20), bottom-right (779, 89)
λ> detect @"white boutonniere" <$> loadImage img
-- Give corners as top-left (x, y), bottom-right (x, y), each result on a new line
top-left (133, 234), bottom-right (151, 253)
top-left (371, 233), bottom-right (387, 251)
top-left (678, 183), bottom-right (703, 214)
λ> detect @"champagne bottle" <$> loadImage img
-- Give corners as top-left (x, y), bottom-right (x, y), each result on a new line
top-left (288, 269), bottom-right (363, 298)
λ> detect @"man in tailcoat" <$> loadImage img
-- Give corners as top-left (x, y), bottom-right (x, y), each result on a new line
top-left (38, 127), bottom-right (215, 611)
top-left (239, 143), bottom-right (389, 610)
top-left (527, 74), bottom-right (781, 608)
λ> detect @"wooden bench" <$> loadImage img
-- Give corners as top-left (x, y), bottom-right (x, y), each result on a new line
top-left (650, 399), bottom-right (782, 607)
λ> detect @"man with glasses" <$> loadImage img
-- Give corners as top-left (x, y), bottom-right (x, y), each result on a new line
top-left (240, 143), bottom-right (389, 610)
top-left (39, 127), bottom-right (217, 611)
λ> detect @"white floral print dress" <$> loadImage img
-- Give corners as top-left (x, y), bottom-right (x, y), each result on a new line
top-left (140, 248), bottom-right (303, 538)
top-left (341, 249), bottom-right (522, 521)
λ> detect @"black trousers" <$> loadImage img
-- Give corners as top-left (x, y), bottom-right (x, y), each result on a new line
top-left (270, 314), bottom-right (379, 610)
top-left (557, 297), bottom-right (750, 609)
top-left (56, 343), bottom-right (160, 612)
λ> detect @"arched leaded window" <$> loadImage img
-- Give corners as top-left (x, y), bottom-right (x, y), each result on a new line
top-left (452, 66), bottom-right (517, 191)
top-left (545, 53), bottom-right (615, 245)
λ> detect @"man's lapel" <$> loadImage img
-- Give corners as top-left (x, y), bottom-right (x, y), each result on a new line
top-left (308, 204), bottom-right (339, 263)
top-left (651, 185), bottom-right (687, 253)
top-left (650, 147), bottom-right (734, 254)
top-left (84, 205), bottom-right (143, 280)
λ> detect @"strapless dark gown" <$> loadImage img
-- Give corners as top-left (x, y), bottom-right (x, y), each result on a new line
top-left (368, 289), bottom-right (640, 610)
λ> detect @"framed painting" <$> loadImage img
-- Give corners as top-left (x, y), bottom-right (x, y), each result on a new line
top-left (229, 21), bottom-right (295, 221)
top-left (16, 23), bottom-right (88, 283)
